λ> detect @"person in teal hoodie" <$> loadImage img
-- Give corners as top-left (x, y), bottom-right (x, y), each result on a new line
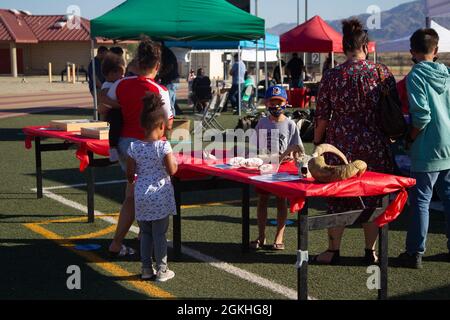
top-left (398, 28), bottom-right (450, 269)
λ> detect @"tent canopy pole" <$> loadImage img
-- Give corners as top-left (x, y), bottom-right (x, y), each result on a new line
top-left (278, 49), bottom-right (283, 85)
top-left (264, 38), bottom-right (268, 91)
top-left (238, 45), bottom-right (242, 116)
top-left (91, 40), bottom-right (99, 120)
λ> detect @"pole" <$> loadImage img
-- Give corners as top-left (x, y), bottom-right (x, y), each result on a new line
top-left (278, 49), bottom-right (283, 85)
top-left (303, 0), bottom-right (308, 79)
top-left (72, 63), bottom-right (76, 84)
top-left (297, 0), bottom-right (299, 25)
top-left (91, 40), bottom-right (99, 120)
top-left (305, 0), bottom-right (308, 22)
top-left (426, 16), bottom-right (431, 28)
top-left (238, 45), bottom-right (242, 116)
top-left (48, 62), bottom-right (52, 83)
top-left (255, 0), bottom-right (259, 104)
top-left (10, 42), bottom-right (18, 78)
top-left (331, 52), bottom-right (335, 68)
top-left (67, 64), bottom-right (71, 83)
top-left (264, 38), bottom-right (268, 91)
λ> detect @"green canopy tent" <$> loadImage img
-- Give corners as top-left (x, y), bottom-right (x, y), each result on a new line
top-left (89, 0), bottom-right (265, 118)
top-left (91, 0), bottom-right (264, 41)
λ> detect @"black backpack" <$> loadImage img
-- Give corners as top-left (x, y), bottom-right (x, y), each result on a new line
top-left (376, 65), bottom-right (408, 140)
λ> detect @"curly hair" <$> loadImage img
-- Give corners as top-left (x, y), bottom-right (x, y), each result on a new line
top-left (140, 92), bottom-right (166, 131)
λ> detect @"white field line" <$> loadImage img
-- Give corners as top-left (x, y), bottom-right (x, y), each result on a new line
top-left (31, 186), bottom-right (303, 300)
top-left (39, 180), bottom-right (127, 191)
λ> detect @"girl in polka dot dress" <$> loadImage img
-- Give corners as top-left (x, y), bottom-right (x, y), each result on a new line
top-left (126, 92), bottom-right (178, 282)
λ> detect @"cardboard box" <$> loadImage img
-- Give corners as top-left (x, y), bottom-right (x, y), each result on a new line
top-left (50, 119), bottom-right (108, 132)
top-left (80, 127), bottom-right (110, 140)
top-left (168, 119), bottom-right (191, 141)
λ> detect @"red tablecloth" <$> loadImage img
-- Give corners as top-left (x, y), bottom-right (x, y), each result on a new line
top-left (23, 126), bottom-right (110, 172)
top-left (287, 88), bottom-right (310, 108)
top-left (176, 155), bottom-right (416, 226)
top-left (23, 127), bottom-right (416, 226)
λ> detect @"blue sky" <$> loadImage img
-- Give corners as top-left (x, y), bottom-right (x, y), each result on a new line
top-left (1, 0), bottom-right (416, 27)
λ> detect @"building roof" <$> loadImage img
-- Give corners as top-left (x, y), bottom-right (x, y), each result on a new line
top-left (0, 9), bottom-right (94, 43)
top-left (0, 9), bottom-right (37, 43)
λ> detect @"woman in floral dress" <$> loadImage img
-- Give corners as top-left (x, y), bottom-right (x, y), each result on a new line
top-left (313, 19), bottom-right (400, 265)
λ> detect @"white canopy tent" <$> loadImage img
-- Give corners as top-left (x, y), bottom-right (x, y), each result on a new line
top-left (377, 20), bottom-right (450, 53)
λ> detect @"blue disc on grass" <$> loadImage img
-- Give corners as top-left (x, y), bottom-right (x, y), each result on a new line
top-left (74, 244), bottom-right (101, 251)
top-left (269, 219), bottom-right (294, 226)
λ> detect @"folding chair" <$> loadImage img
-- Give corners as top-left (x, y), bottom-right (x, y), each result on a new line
top-left (191, 92), bottom-right (219, 135)
top-left (205, 91), bottom-right (228, 132)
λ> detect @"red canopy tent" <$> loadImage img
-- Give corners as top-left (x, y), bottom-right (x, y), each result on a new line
top-left (280, 15), bottom-right (376, 53)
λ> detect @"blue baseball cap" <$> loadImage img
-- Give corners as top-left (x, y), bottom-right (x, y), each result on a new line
top-left (265, 86), bottom-right (288, 102)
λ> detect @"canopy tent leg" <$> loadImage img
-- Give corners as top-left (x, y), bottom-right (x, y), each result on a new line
top-left (238, 45), bottom-right (242, 117)
top-left (255, 43), bottom-right (259, 107)
top-left (255, 0), bottom-right (259, 105)
top-left (278, 49), bottom-right (284, 85)
top-left (331, 52), bottom-right (335, 68)
top-left (188, 51), bottom-right (192, 78)
top-left (264, 38), bottom-right (268, 92)
top-left (91, 40), bottom-right (99, 121)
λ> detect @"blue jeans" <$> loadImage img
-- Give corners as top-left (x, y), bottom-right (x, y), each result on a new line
top-left (166, 82), bottom-right (178, 117)
top-left (138, 216), bottom-right (170, 271)
top-left (406, 169), bottom-right (450, 254)
top-left (228, 83), bottom-right (244, 110)
top-left (117, 137), bottom-right (138, 172)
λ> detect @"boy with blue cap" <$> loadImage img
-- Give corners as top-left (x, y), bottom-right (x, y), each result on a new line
top-left (250, 86), bottom-right (303, 250)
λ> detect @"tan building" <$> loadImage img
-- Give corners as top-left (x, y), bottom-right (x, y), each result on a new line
top-left (0, 9), bottom-right (125, 77)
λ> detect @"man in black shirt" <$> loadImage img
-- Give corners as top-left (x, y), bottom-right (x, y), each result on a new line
top-left (88, 46), bottom-right (109, 96)
top-left (273, 60), bottom-right (286, 84)
top-left (159, 45), bottom-right (182, 115)
top-left (286, 53), bottom-right (304, 88)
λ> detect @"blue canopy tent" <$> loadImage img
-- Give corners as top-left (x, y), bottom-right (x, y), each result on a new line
top-left (166, 33), bottom-right (279, 50)
top-left (166, 33), bottom-right (282, 109)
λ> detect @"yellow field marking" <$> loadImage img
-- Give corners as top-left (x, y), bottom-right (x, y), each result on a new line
top-left (69, 224), bottom-right (117, 240)
top-left (31, 214), bottom-right (119, 241)
top-left (40, 214), bottom-right (119, 225)
top-left (41, 216), bottom-right (87, 224)
top-left (181, 197), bottom-right (259, 210)
top-left (23, 220), bottom-right (174, 299)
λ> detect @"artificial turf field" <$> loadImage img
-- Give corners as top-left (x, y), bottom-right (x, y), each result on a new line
top-left (1, 106), bottom-right (449, 300)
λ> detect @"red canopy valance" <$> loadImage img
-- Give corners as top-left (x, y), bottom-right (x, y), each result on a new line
top-left (281, 15), bottom-right (376, 53)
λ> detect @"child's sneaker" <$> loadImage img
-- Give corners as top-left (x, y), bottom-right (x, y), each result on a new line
top-left (141, 267), bottom-right (156, 280)
top-left (155, 268), bottom-right (175, 282)
top-left (109, 148), bottom-right (120, 162)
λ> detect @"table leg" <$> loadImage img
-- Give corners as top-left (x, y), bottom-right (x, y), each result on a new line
top-left (378, 223), bottom-right (389, 300)
top-left (298, 201), bottom-right (309, 300)
top-left (35, 137), bottom-right (43, 199)
top-left (173, 179), bottom-right (182, 258)
top-left (86, 152), bottom-right (95, 223)
top-left (242, 184), bottom-right (250, 253)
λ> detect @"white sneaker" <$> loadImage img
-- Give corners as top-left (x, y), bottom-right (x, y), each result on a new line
top-left (141, 267), bottom-right (156, 280)
top-left (155, 268), bottom-right (175, 282)
top-left (109, 148), bottom-right (120, 162)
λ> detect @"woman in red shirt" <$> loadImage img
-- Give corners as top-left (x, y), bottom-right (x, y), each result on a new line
top-left (104, 37), bottom-right (174, 257)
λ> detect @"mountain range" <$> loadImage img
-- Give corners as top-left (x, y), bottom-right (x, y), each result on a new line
top-left (267, 0), bottom-right (450, 42)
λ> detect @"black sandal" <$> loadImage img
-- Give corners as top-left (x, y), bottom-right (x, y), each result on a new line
top-left (364, 249), bottom-right (379, 265)
top-left (312, 250), bottom-right (340, 265)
